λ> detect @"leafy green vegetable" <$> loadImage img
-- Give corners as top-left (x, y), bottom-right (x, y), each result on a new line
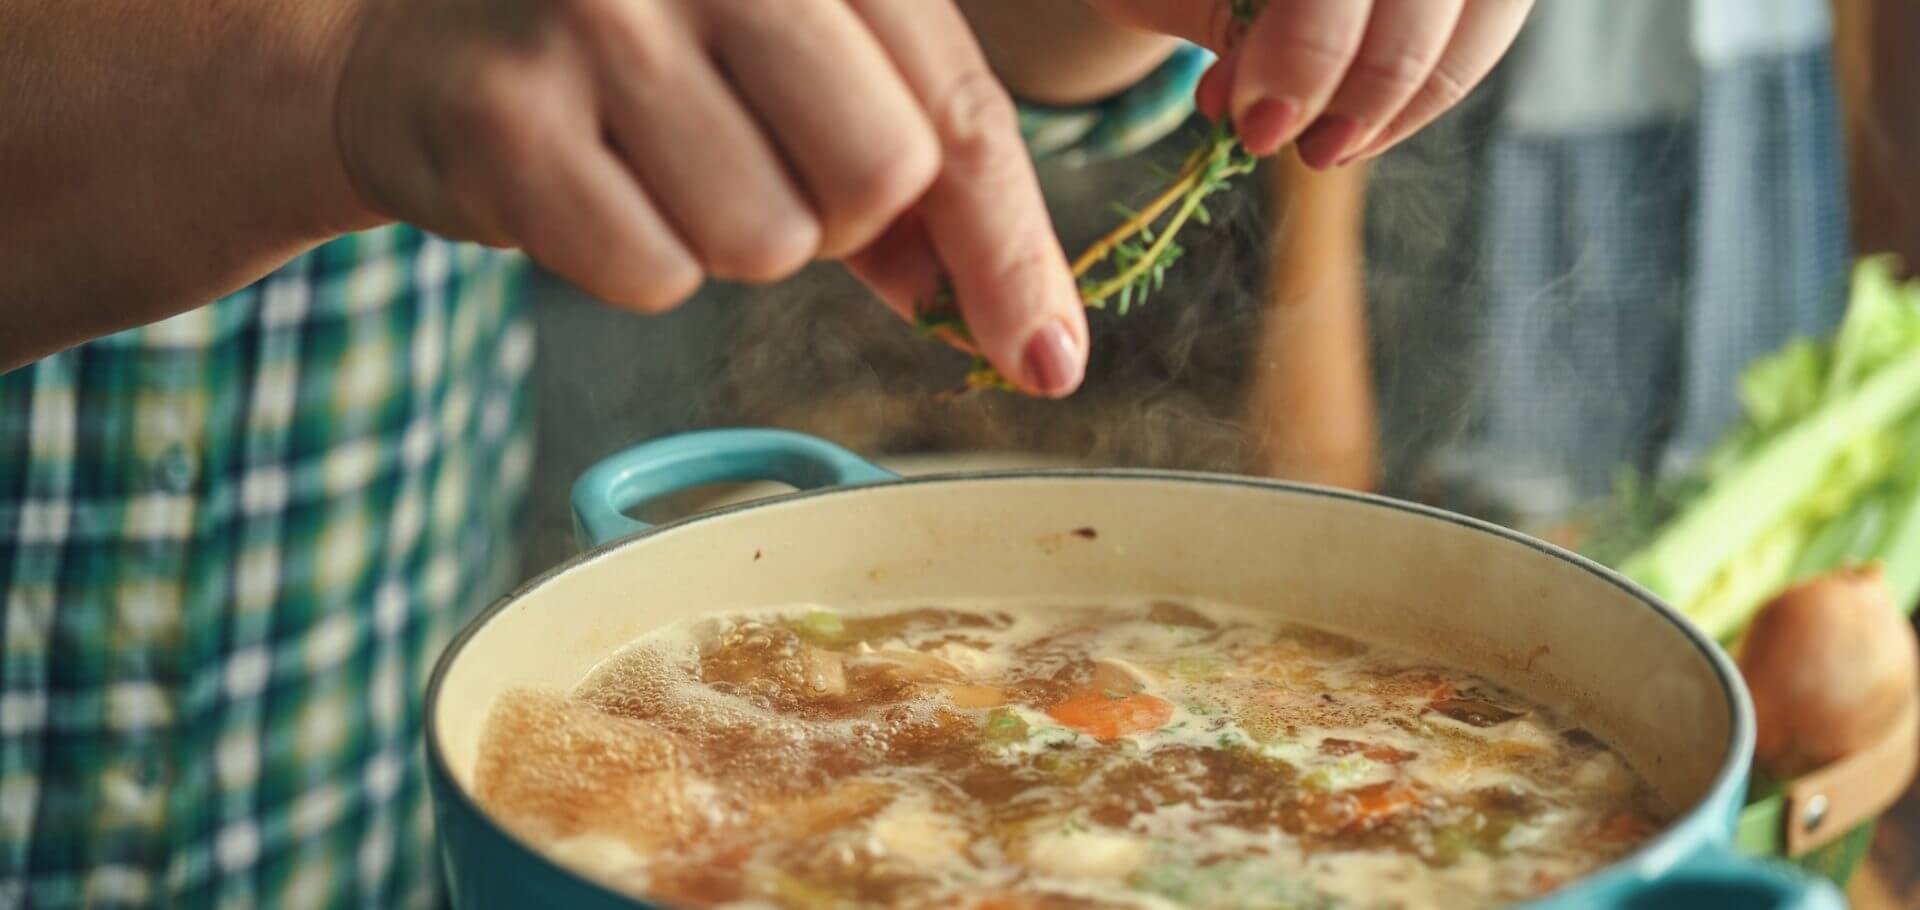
top-left (1602, 256), bottom-right (1920, 640)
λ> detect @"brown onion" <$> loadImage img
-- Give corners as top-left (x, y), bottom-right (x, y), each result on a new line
top-left (1739, 565), bottom-right (1920, 778)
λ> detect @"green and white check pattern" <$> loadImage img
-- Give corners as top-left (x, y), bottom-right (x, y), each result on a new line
top-left (0, 48), bottom-right (1199, 909)
top-left (0, 227), bottom-right (534, 908)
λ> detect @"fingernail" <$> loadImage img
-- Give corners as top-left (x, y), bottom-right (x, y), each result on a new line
top-left (1296, 115), bottom-right (1365, 170)
top-left (1021, 321), bottom-right (1085, 398)
top-left (1237, 98), bottom-right (1301, 157)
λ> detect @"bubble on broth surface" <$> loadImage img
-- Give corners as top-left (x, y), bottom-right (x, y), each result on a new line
top-left (572, 622), bottom-right (977, 789)
top-left (471, 601), bottom-right (1673, 909)
top-left (472, 689), bottom-right (716, 853)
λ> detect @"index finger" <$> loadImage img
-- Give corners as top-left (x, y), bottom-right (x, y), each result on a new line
top-left (1228, 0), bottom-right (1375, 157)
top-left (847, 0), bottom-right (1089, 399)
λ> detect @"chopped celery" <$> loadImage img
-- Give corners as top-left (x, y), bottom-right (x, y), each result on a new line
top-left (982, 707), bottom-right (1029, 745)
top-left (1170, 657), bottom-right (1221, 680)
top-left (754, 869), bottom-right (844, 910)
top-left (1300, 755), bottom-right (1375, 793)
top-left (1129, 858), bottom-right (1341, 909)
top-left (1429, 813), bottom-right (1517, 865)
top-left (790, 610), bottom-right (846, 646)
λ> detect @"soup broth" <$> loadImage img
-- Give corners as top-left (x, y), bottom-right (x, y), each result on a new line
top-left (471, 601), bottom-right (1669, 909)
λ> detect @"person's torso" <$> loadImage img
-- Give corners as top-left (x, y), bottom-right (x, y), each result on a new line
top-left (0, 226), bottom-right (534, 908)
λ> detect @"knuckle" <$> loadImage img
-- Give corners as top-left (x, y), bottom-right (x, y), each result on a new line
top-left (1419, 60), bottom-right (1472, 111)
top-left (1347, 43), bottom-right (1440, 96)
top-left (854, 130), bottom-right (941, 219)
top-left (820, 131), bottom-right (939, 252)
top-left (928, 68), bottom-right (1023, 176)
top-left (443, 70), bottom-right (540, 163)
top-left (705, 213), bottom-right (821, 285)
top-left (574, 0), bottom-right (678, 82)
top-left (1271, 26), bottom-right (1361, 72)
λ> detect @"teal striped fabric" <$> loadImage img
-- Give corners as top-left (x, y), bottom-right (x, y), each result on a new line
top-left (1022, 43), bottom-right (1213, 165)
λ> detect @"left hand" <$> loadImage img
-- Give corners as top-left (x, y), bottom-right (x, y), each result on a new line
top-left (1088, 0), bottom-right (1533, 168)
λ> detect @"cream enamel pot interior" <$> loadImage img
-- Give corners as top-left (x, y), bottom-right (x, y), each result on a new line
top-left (424, 429), bottom-right (1846, 909)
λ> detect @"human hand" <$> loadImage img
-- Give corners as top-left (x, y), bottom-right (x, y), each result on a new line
top-left (1088, 0), bottom-right (1533, 168)
top-left (333, 0), bottom-right (1089, 397)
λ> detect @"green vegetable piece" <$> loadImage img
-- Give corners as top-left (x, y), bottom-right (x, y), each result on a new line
top-left (1429, 813), bottom-right (1517, 866)
top-left (983, 707), bottom-right (1029, 745)
top-left (1792, 484), bottom-right (1893, 578)
top-left (791, 610), bottom-right (845, 646)
top-left (1129, 858), bottom-right (1339, 910)
top-left (757, 870), bottom-right (844, 910)
top-left (1740, 339), bottom-right (1829, 432)
top-left (1617, 257), bottom-right (1920, 639)
top-left (1170, 657), bottom-right (1220, 679)
top-left (1300, 755), bottom-right (1373, 793)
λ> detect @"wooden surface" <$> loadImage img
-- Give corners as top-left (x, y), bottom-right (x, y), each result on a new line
top-left (1848, 755), bottom-right (1920, 909)
top-left (1833, 10), bottom-right (1920, 901)
top-left (1846, 611), bottom-right (1920, 910)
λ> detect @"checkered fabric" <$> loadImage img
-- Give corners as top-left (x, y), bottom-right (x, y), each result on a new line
top-left (0, 227), bottom-right (534, 908)
top-left (0, 50), bottom-right (1196, 909)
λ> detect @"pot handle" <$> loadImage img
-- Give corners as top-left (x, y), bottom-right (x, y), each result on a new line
top-left (570, 429), bottom-right (898, 546)
top-left (1606, 841), bottom-right (1845, 909)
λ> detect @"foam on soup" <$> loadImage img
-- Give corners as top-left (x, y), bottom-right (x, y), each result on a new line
top-left (472, 600), bottom-right (1670, 909)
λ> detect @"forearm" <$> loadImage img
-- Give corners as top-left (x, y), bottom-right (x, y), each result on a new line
top-left (956, 0), bottom-right (1180, 106)
top-left (1247, 154), bottom-right (1377, 491)
top-left (0, 0), bottom-right (377, 371)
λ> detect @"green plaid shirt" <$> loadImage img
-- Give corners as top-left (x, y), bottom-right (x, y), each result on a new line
top-left (0, 47), bottom-right (1202, 909)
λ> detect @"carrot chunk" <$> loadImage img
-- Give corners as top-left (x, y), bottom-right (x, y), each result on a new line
top-left (1045, 692), bottom-right (1174, 741)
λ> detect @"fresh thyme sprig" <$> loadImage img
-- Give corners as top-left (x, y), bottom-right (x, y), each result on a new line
top-left (913, 120), bottom-right (1257, 397)
top-left (911, 1), bottom-right (1266, 398)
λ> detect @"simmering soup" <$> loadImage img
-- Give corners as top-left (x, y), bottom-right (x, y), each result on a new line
top-left (471, 601), bottom-right (1669, 908)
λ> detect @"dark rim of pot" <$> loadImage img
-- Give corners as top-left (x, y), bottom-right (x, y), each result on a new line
top-left (424, 468), bottom-right (1752, 909)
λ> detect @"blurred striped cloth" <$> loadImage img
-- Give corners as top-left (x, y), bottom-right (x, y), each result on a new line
top-left (1422, 0), bottom-right (1852, 530)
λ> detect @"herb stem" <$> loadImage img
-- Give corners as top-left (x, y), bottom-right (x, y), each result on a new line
top-left (1081, 153), bottom-right (1216, 306)
top-left (1071, 145), bottom-right (1212, 278)
top-left (920, 121), bottom-right (1256, 396)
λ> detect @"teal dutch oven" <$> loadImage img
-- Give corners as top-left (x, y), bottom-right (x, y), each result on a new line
top-left (425, 429), bottom-right (1848, 909)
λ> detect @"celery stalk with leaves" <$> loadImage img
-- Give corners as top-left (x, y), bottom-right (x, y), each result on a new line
top-left (1591, 256), bottom-right (1920, 642)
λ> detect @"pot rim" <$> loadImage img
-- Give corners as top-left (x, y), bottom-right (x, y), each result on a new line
top-left (424, 468), bottom-right (1754, 908)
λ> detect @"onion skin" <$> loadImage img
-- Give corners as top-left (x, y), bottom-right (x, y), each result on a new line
top-left (1738, 565), bottom-right (1920, 779)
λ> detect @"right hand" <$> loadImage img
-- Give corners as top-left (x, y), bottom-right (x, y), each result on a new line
top-left (331, 0), bottom-right (1089, 397)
